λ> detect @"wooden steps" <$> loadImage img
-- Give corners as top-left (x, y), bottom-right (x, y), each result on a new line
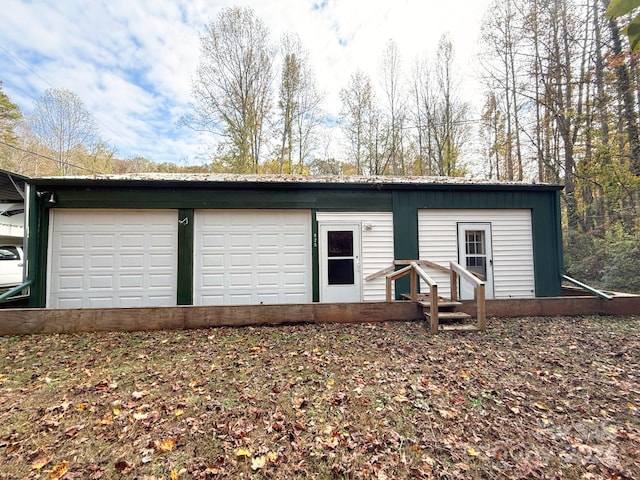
top-left (417, 297), bottom-right (480, 333)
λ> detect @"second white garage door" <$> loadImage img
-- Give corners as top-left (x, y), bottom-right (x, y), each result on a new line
top-left (193, 210), bottom-right (311, 305)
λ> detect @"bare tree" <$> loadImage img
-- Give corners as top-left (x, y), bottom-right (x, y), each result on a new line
top-left (480, 0), bottom-right (527, 180)
top-left (29, 88), bottom-right (99, 175)
top-left (276, 34), bottom-right (323, 174)
top-left (340, 70), bottom-right (375, 175)
top-left (191, 7), bottom-right (274, 173)
top-left (379, 39), bottom-right (407, 175)
top-left (411, 36), bottom-right (469, 177)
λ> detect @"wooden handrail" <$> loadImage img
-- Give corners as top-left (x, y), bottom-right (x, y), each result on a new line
top-left (450, 262), bottom-right (484, 287)
top-left (384, 259), bottom-right (487, 334)
top-left (364, 265), bottom-right (395, 281)
top-left (385, 262), bottom-right (439, 332)
top-left (395, 259), bottom-right (451, 274)
top-left (562, 275), bottom-right (613, 300)
top-left (449, 262), bottom-right (486, 332)
top-left (368, 259), bottom-right (451, 282)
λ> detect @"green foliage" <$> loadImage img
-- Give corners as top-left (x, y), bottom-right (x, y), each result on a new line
top-left (0, 81), bottom-right (22, 143)
top-left (601, 224), bottom-right (640, 293)
top-left (565, 222), bottom-right (640, 294)
top-left (607, 0), bottom-right (640, 51)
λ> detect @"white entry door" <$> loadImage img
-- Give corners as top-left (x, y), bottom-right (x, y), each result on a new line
top-left (319, 224), bottom-right (361, 302)
top-left (457, 223), bottom-right (494, 300)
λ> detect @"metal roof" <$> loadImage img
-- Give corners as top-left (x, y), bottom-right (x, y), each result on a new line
top-left (0, 169), bottom-right (27, 204)
top-left (28, 173), bottom-right (563, 190)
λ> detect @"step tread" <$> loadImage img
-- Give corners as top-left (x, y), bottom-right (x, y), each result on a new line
top-left (424, 311), bottom-right (472, 319)
top-left (419, 300), bottom-right (463, 308)
top-left (439, 324), bottom-right (480, 332)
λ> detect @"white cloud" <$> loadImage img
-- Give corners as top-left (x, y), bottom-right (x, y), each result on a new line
top-left (0, 0), bottom-right (492, 167)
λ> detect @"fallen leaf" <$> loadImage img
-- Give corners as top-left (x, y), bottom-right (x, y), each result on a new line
top-left (156, 437), bottom-right (176, 452)
top-left (132, 390), bottom-right (147, 399)
top-left (393, 395), bottom-right (409, 403)
top-left (31, 454), bottom-right (52, 470)
top-left (251, 455), bottom-right (266, 470)
top-left (64, 424), bottom-right (85, 437)
top-left (266, 452), bottom-right (278, 462)
top-left (114, 459), bottom-right (134, 474)
top-left (236, 448), bottom-right (252, 457)
top-left (48, 460), bottom-right (69, 479)
top-left (170, 469), bottom-right (179, 480)
top-left (99, 414), bottom-right (113, 425)
top-left (467, 447), bottom-right (479, 456)
top-left (459, 370), bottom-right (471, 378)
top-left (533, 402), bottom-right (549, 411)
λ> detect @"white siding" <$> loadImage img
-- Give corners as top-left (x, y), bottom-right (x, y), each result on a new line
top-left (418, 209), bottom-right (535, 299)
top-left (194, 210), bottom-right (311, 305)
top-left (47, 209), bottom-right (178, 308)
top-left (316, 212), bottom-right (394, 301)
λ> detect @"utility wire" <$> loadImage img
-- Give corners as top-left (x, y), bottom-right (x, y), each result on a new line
top-left (0, 140), bottom-right (104, 175)
top-left (0, 44), bottom-right (141, 154)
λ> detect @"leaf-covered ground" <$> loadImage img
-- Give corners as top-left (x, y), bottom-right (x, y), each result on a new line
top-left (1, 316), bottom-right (639, 479)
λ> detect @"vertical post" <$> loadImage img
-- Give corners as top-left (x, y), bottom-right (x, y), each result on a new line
top-left (430, 284), bottom-right (439, 334)
top-left (450, 267), bottom-right (458, 302)
top-left (386, 277), bottom-right (392, 302)
top-left (477, 284), bottom-right (486, 332)
top-left (410, 267), bottom-right (417, 301)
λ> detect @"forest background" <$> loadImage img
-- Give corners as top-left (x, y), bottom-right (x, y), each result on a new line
top-left (1, 0), bottom-right (639, 293)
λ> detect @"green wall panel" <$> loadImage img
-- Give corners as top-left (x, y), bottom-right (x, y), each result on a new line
top-left (176, 209), bottom-right (194, 305)
top-left (392, 189), bottom-right (564, 297)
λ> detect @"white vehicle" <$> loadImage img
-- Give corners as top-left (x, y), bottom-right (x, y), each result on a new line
top-left (0, 245), bottom-right (24, 288)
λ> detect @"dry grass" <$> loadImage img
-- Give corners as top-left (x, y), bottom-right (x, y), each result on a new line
top-left (1, 316), bottom-right (639, 479)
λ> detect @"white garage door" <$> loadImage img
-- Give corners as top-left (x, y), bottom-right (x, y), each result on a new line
top-left (194, 210), bottom-right (311, 305)
top-left (48, 209), bottom-right (178, 308)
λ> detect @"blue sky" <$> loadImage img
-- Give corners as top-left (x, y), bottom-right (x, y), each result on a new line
top-left (0, 0), bottom-right (492, 166)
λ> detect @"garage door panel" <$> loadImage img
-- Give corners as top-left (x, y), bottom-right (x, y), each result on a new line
top-left (59, 234), bottom-right (85, 249)
top-left (230, 253), bottom-right (251, 267)
top-left (60, 255), bottom-right (84, 269)
top-left (202, 234), bottom-right (223, 248)
top-left (120, 274), bottom-right (144, 289)
top-left (120, 254), bottom-right (144, 269)
top-left (48, 209), bottom-right (177, 308)
top-left (258, 253), bottom-right (278, 266)
top-left (194, 210), bottom-right (311, 305)
top-left (89, 275), bottom-right (113, 289)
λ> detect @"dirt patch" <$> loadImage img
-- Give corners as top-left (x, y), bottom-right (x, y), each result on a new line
top-left (1, 316), bottom-right (639, 479)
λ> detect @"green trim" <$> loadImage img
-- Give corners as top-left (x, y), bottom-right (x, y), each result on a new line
top-left (177, 209), bottom-right (194, 305)
top-left (392, 192), bottom-right (419, 299)
top-left (311, 210), bottom-right (319, 302)
top-left (29, 194), bottom-right (50, 307)
top-left (38, 187), bottom-right (393, 212)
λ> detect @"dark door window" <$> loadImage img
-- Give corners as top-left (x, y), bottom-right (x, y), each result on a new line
top-left (327, 231), bottom-right (355, 285)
